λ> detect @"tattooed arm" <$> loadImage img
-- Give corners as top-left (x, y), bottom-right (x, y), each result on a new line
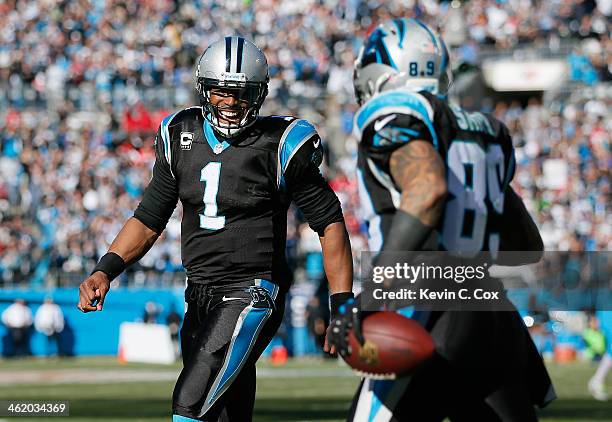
top-left (390, 141), bottom-right (447, 226)
top-left (328, 141), bottom-right (447, 353)
top-left (378, 140), bottom-right (447, 253)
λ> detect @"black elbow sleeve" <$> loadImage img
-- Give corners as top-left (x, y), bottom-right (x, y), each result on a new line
top-left (294, 183), bottom-right (345, 235)
top-left (133, 204), bottom-right (168, 234)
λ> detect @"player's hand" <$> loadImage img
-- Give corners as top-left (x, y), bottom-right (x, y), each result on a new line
top-left (327, 298), bottom-right (364, 358)
top-left (77, 271), bottom-right (111, 313)
top-left (324, 324), bottom-right (336, 355)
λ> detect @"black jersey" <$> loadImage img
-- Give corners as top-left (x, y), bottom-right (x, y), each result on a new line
top-left (134, 107), bottom-right (343, 289)
top-left (355, 89), bottom-right (515, 256)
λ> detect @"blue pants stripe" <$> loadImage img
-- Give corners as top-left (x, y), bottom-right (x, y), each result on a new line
top-left (173, 414), bottom-right (200, 422)
top-left (198, 279), bottom-right (277, 417)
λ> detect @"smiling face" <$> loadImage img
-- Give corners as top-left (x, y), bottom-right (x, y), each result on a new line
top-left (209, 88), bottom-right (250, 126)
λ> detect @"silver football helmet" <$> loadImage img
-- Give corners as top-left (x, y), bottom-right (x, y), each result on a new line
top-left (353, 18), bottom-right (452, 104)
top-left (195, 36), bottom-right (269, 138)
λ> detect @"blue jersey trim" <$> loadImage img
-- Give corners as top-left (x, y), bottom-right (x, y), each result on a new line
top-left (160, 111), bottom-right (179, 173)
top-left (203, 120), bottom-right (231, 154)
top-left (372, 127), bottom-right (420, 147)
top-left (278, 119), bottom-right (317, 187)
top-left (393, 19), bottom-right (406, 48)
top-left (355, 91), bottom-right (438, 149)
top-left (356, 169), bottom-right (383, 253)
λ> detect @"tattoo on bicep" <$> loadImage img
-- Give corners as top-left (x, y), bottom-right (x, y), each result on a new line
top-left (389, 141), bottom-right (446, 226)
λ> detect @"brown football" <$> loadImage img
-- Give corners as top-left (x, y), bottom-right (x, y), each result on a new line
top-left (343, 311), bottom-right (435, 377)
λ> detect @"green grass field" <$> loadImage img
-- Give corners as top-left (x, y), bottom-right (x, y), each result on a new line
top-left (0, 357), bottom-right (609, 422)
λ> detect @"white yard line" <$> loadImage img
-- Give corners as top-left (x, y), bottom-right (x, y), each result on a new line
top-left (0, 367), bottom-right (353, 386)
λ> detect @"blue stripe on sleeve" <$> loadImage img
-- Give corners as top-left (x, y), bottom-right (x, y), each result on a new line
top-left (355, 91), bottom-right (438, 149)
top-left (160, 111), bottom-right (179, 168)
top-left (278, 119), bottom-right (317, 187)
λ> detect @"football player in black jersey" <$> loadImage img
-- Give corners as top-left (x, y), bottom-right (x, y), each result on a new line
top-left (77, 36), bottom-right (354, 422)
top-left (329, 19), bottom-right (555, 421)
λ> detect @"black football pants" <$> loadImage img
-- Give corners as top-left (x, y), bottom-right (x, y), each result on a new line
top-left (172, 279), bottom-right (284, 422)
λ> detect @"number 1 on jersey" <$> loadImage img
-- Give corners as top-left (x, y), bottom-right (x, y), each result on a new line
top-left (199, 162), bottom-right (226, 230)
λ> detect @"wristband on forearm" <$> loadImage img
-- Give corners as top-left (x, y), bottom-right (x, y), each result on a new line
top-left (373, 210), bottom-right (435, 293)
top-left (380, 209), bottom-right (434, 253)
top-left (330, 292), bottom-right (354, 319)
top-left (92, 252), bottom-right (126, 281)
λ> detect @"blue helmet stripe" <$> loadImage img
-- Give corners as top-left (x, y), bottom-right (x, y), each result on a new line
top-left (440, 43), bottom-right (448, 75)
top-left (393, 19), bottom-right (406, 48)
top-left (361, 28), bottom-right (397, 70)
top-left (379, 37), bottom-right (397, 69)
top-left (412, 18), bottom-right (439, 54)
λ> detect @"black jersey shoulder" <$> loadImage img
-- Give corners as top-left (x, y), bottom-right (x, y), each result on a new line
top-left (446, 102), bottom-right (508, 140)
top-left (354, 89), bottom-right (439, 151)
top-left (155, 106), bottom-right (204, 172)
top-left (355, 89), bottom-right (513, 152)
top-left (160, 106), bottom-right (204, 141)
top-left (274, 116), bottom-right (322, 188)
top-left (230, 115), bottom-right (298, 153)
top-left (245, 115), bottom-right (323, 188)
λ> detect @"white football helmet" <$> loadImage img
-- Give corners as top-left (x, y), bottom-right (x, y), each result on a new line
top-left (354, 18), bottom-right (452, 104)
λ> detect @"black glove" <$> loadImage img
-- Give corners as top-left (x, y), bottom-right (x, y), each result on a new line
top-left (328, 296), bottom-right (365, 357)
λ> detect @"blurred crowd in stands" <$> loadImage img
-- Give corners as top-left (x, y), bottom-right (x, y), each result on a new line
top-left (0, 0), bottom-right (610, 286)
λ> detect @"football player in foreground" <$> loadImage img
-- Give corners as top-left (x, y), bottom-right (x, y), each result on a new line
top-left (77, 37), bottom-right (354, 421)
top-left (329, 19), bottom-right (555, 421)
